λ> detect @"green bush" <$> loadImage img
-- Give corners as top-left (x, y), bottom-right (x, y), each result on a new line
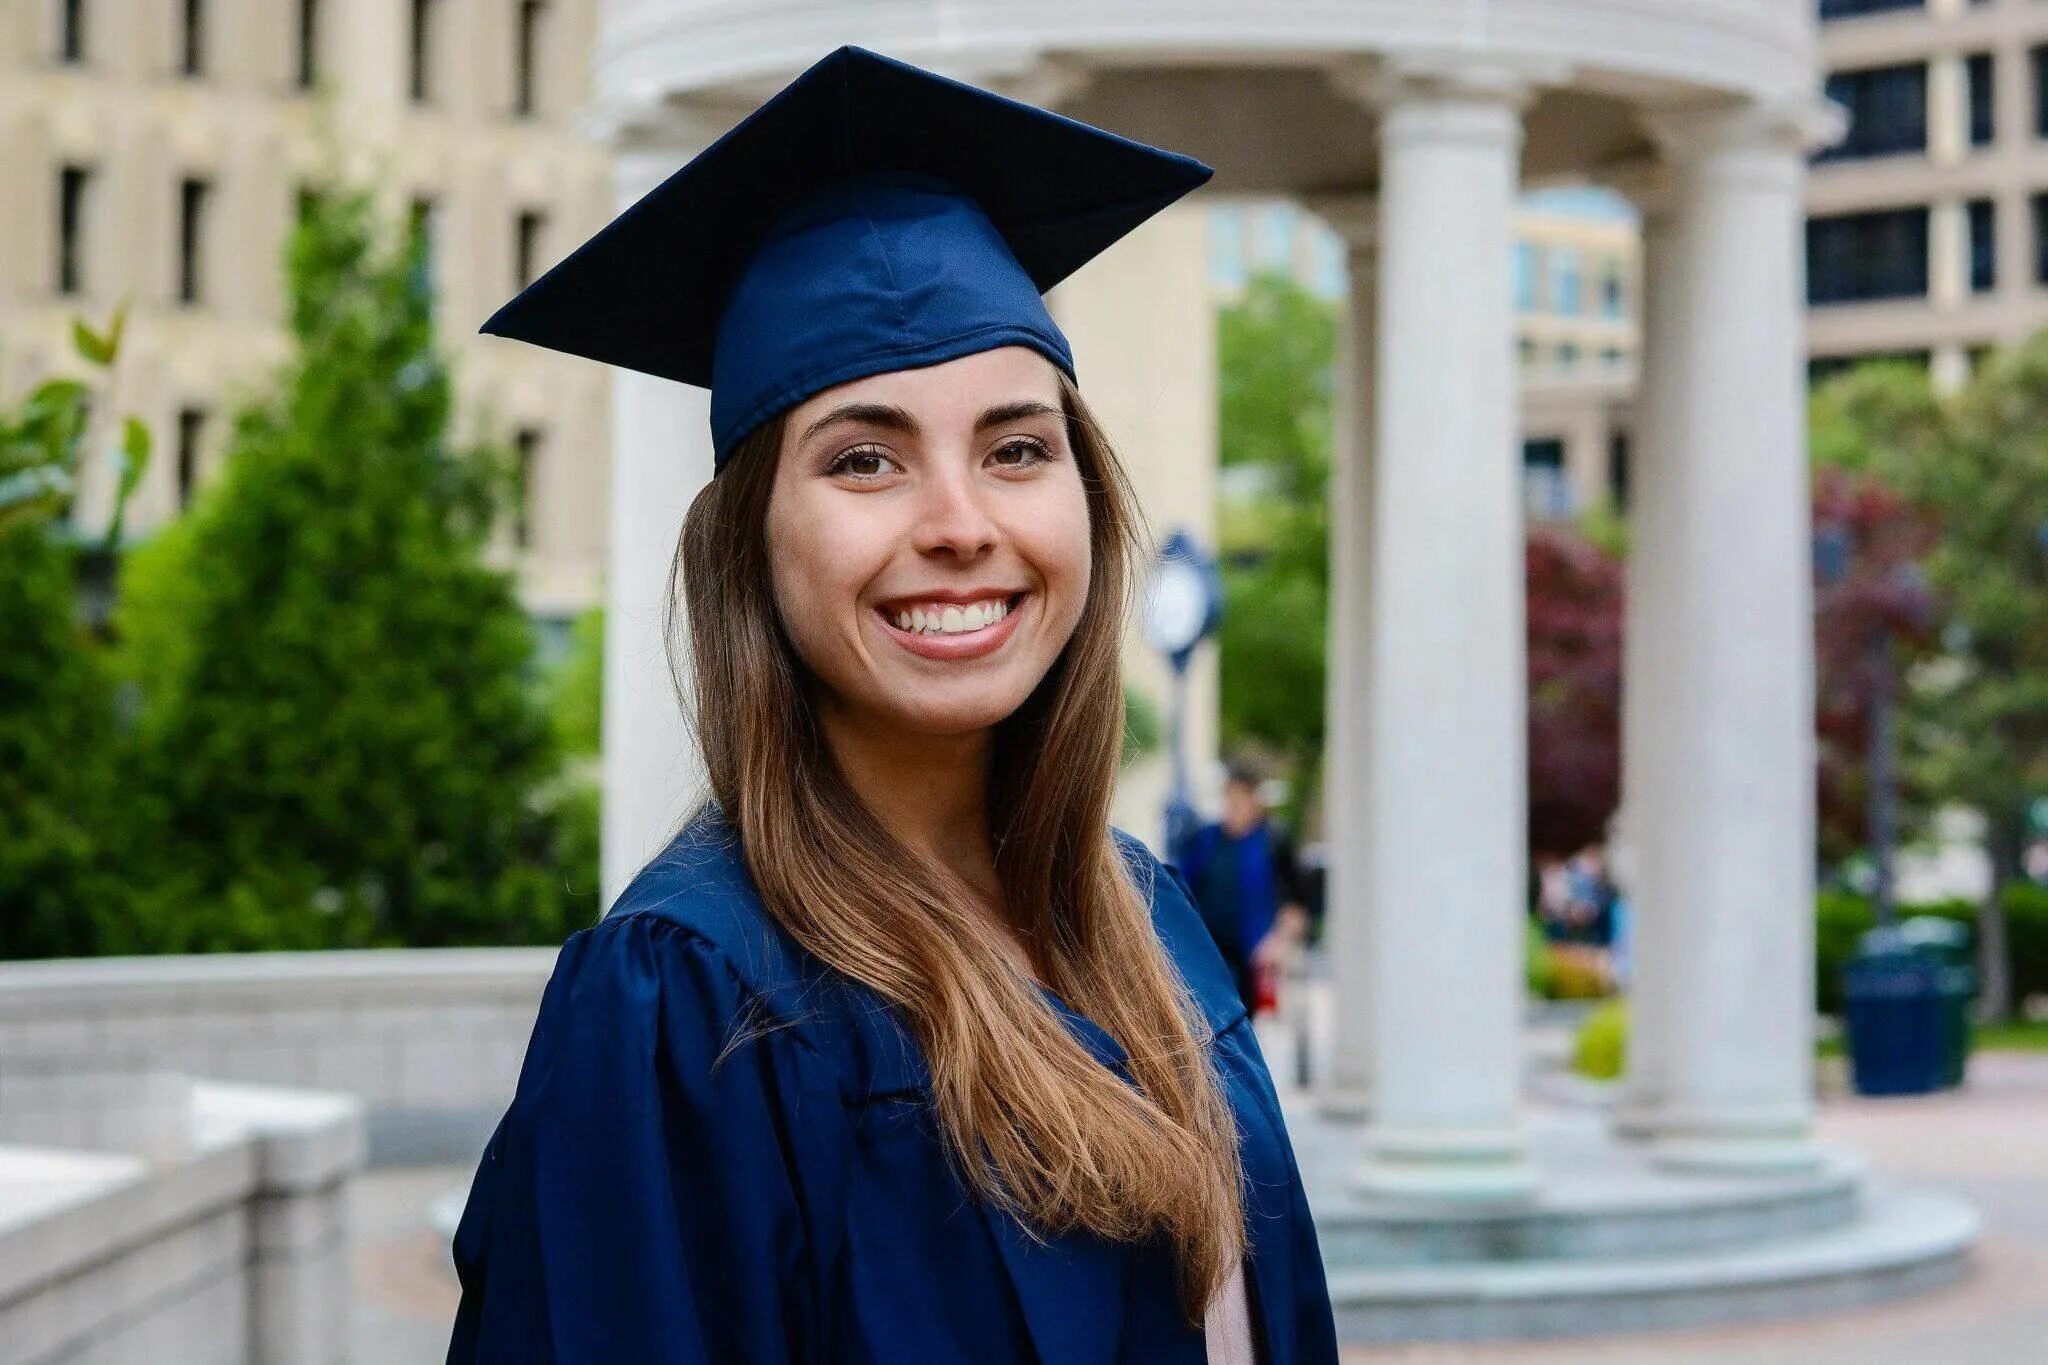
top-left (1815, 887), bottom-right (2048, 1014)
top-left (1572, 1000), bottom-right (1628, 1081)
top-left (110, 184), bottom-right (575, 952)
top-left (1525, 918), bottom-right (1558, 999)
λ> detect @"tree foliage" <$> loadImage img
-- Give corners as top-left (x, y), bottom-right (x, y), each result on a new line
top-left (1526, 529), bottom-right (1624, 857)
top-left (111, 185), bottom-right (579, 951)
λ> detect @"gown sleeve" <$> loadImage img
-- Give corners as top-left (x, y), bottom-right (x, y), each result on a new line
top-left (446, 912), bottom-right (840, 1364)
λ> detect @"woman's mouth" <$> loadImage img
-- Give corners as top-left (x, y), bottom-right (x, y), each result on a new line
top-left (874, 593), bottom-right (1026, 661)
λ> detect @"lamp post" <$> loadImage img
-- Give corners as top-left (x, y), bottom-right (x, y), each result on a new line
top-left (1142, 527), bottom-right (1223, 864)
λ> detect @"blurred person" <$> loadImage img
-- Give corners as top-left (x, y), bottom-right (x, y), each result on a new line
top-left (1178, 765), bottom-right (1314, 1014)
top-left (445, 48), bottom-right (1337, 1365)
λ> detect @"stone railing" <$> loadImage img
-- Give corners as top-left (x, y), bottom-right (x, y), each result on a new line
top-left (0, 948), bottom-right (558, 1165)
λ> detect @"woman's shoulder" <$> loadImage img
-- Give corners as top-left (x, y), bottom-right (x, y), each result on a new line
top-left (1108, 827), bottom-right (1249, 1041)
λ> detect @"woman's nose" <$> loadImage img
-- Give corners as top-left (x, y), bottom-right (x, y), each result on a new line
top-left (911, 467), bottom-right (999, 558)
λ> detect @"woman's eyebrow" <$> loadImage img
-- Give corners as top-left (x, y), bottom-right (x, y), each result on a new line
top-left (797, 402), bottom-right (918, 445)
top-left (975, 400), bottom-right (1062, 431)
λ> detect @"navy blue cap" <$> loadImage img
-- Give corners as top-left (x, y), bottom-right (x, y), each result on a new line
top-left (478, 45), bottom-right (1213, 469)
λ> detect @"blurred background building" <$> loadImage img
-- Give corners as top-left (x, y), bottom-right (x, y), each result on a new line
top-left (1806, 0), bottom-right (2048, 388)
top-left (0, 0), bottom-right (613, 640)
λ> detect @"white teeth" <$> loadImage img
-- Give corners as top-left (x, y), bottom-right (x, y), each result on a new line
top-left (890, 598), bottom-right (1015, 634)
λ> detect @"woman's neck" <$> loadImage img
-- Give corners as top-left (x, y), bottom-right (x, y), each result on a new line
top-left (819, 707), bottom-right (997, 892)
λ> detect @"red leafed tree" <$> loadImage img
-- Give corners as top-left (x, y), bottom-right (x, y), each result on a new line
top-left (1527, 528), bottom-right (1626, 858)
top-left (1811, 465), bottom-right (1942, 865)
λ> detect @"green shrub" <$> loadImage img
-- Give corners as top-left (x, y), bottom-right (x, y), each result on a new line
top-left (1525, 917), bottom-right (1558, 999)
top-left (1814, 887), bottom-right (2048, 1014)
top-left (1572, 1000), bottom-right (1628, 1081)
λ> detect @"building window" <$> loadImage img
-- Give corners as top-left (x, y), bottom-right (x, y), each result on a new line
top-left (59, 0), bottom-right (86, 64)
top-left (180, 0), bottom-right (206, 77)
top-left (1208, 207), bottom-right (1247, 290)
top-left (2032, 194), bottom-right (2048, 285)
top-left (1557, 341), bottom-right (1580, 370)
top-left (514, 209), bottom-right (546, 289)
top-left (1599, 260), bottom-right (1623, 319)
top-left (1807, 207), bottom-right (1930, 304)
top-left (1513, 241), bottom-right (1540, 312)
top-left (408, 196), bottom-right (438, 304)
top-left (1968, 54), bottom-right (1995, 149)
top-left (297, 0), bottom-right (321, 89)
top-left (1819, 64), bottom-right (1928, 162)
top-left (1818, 0), bottom-right (1923, 18)
top-left (409, 0), bottom-right (439, 103)
top-left (176, 408), bottom-right (207, 508)
top-left (1518, 335), bottom-right (1539, 366)
top-left (1600, 346), bottom-right (1624, 370)
top-left (514, 0), bottom-right (545, 117)
top-left (513, 427), bottom-right (543, 550)
top-left (2033, 47), bottom-right (2048, 140)
top-left (1551, 246), bottom-right (1582, 315)
top-left (1253, 203), bottom-right (1294, 273)
top-left (178, 177), bottom-right (211, 304)
top-left (57, 165), bottom-right (91, 296)
top-left (1968, 198), bottom-right (1997, 294)
top-left (1522, 438), bottom-right (1571, 521)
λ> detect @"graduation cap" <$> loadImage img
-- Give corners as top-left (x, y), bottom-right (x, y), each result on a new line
top-left (479, 45), bottom-right (1213, 468)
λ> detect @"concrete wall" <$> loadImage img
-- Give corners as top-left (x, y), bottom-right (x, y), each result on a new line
top-left (0, 1079), bottom-right (364, 1365)
top-left (0, 949), bottom-right (555, 1165)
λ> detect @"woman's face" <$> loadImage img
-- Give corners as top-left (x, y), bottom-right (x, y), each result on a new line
top-left (764, 346), bottom-right (1093, 739)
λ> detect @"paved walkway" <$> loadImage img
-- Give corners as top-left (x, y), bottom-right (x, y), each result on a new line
top-left (350, 1056), bottom-right (2048, 1363)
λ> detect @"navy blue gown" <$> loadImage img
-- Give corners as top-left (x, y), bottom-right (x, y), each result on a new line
top-left (447, 809), bottom-right (1339, 1364)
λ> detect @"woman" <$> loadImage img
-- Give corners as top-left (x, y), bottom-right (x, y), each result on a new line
top-left (448, 46), bottom-right (1338, 1365)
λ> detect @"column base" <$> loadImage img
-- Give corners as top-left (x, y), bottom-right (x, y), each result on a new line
top-left (1638, 1101), bottom-right (1823, 1175)
top-left (1317, 1084), bottom-right (1372, 1122)
top-left (1352, 1124), bottom-right (1536, 1204)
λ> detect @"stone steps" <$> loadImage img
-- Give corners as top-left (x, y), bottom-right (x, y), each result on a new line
top-left (1324, 1184), bottom-right (1979, 1343)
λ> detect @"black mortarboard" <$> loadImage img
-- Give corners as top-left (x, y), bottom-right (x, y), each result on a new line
top-left (478, 45), bottom-right (1213, 468)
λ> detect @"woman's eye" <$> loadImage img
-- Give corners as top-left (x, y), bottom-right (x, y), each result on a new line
top-left (989, 438), bottom-right (1051, 469)
top-left (827, 446), bottom-right (897, 479)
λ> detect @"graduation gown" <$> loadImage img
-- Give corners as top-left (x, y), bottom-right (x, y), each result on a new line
top-left (447, 809), bottom-right (1339, 1364)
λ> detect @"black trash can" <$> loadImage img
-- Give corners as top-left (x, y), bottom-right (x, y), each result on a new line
top-left (1842, 926), bottom-right (1947, 1096)
top-left (1898, 916), bottom-right (1975, 1089)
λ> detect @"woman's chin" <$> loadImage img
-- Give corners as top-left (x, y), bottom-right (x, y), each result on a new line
top-left (866, 688), bottom-right (1032, 740)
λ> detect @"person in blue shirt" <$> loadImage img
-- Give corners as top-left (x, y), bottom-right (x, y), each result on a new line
top-left (1179, 767), bottom-right (1315, 1014)
top-left (445, 47), bottom-right (1338, 1365)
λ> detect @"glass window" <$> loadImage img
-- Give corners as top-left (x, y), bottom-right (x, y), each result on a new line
top-left (514, 1), bottom-right (545, 117)
top-left (1818, 0), bottom-right (1923, 18)
top-left (1608, 432), bottom-right (1630, 514)
top-left (513, 428), bottom-right (543, 550)
top-left (1522, 439), bottom-right (1572, 521)
top-left (1557, 341), bottom-right (1580, 370)
top-left (178, 177), bottom-right (211, 304)
top-left (1513, 241), bottom-right (1541, 312)
top-left (181, 0), bottom-right (206, 77)
top-left (297, 0), bottom-right (320, 90)
top-left (1208, 207), bottom-right (1247, 290)
top-left (1819, 64), bottom-right (1928, 162)
top-left (1968, 54), bottom-right (1995, 149)
top-left (1968, 198), bottom-right (1997, 294)
top-left (1808, 351), bottom-right (1931, 386)
top-left (515, 209), bottom-right (545, 289)
top-left (176, 408), bottom-right (207, 509)
top-left (1551, 246), bottom-right (1582, 316)
top-left (57, 165), bottom-right (92, 296)
top-left (60, 0), bottom-right (86, 64)
top-left (2031, 194), bottom-right (2048, 286)
top-left (1806, 208), bottom-right (1930, 304)
top-left (408, 196), bottom-right (438, 305)
top-left (1599, 260), bottom-right (1623, 319)
top-left (1254, 203), bottom-right (1295, 273)
top-left (2032, 46), bottom-right (2048, 140)
top-left (409, 0), bottom-right (438, 103)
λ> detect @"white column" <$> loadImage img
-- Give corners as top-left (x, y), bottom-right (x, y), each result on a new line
top-left (1630, 103), bottom-right (1833, 1172)
top-left (600, 136), bottom-right (717, 904)
top-left (1307, 195), bottom-right (1376, 1118)
top-left (1354, 65), bottom-right (1534, 1200)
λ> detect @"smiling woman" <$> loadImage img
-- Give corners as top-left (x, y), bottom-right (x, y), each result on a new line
top-left (447, 45), bottom-right (1337, 1365)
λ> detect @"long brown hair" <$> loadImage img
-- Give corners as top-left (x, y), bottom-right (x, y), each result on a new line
top-left (671, 371), bottom-right (1244, 1319)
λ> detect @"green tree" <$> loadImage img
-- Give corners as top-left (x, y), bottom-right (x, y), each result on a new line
top-left (1, 311), bottom-right (149, 958)
top-left (115, 185), bottom-right (573, 951)
top-left (1215, 274), bottom-right (1336, 777)
top-left (1884, 338), bottom-right (2048, 1019)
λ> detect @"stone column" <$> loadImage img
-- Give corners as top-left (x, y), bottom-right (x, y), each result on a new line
top-left (1628, 102), bottom-right (1837, 1172)
top-left (1306, 194), bottom-right (1377, 1118)
top-left (598, 125), bottom-right (719, 904)
top-left (1351, 63), bottom-right (1536, 1200)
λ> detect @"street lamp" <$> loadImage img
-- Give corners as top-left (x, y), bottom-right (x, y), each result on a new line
top-left (1142, 527), bottom-right (1223, 864)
